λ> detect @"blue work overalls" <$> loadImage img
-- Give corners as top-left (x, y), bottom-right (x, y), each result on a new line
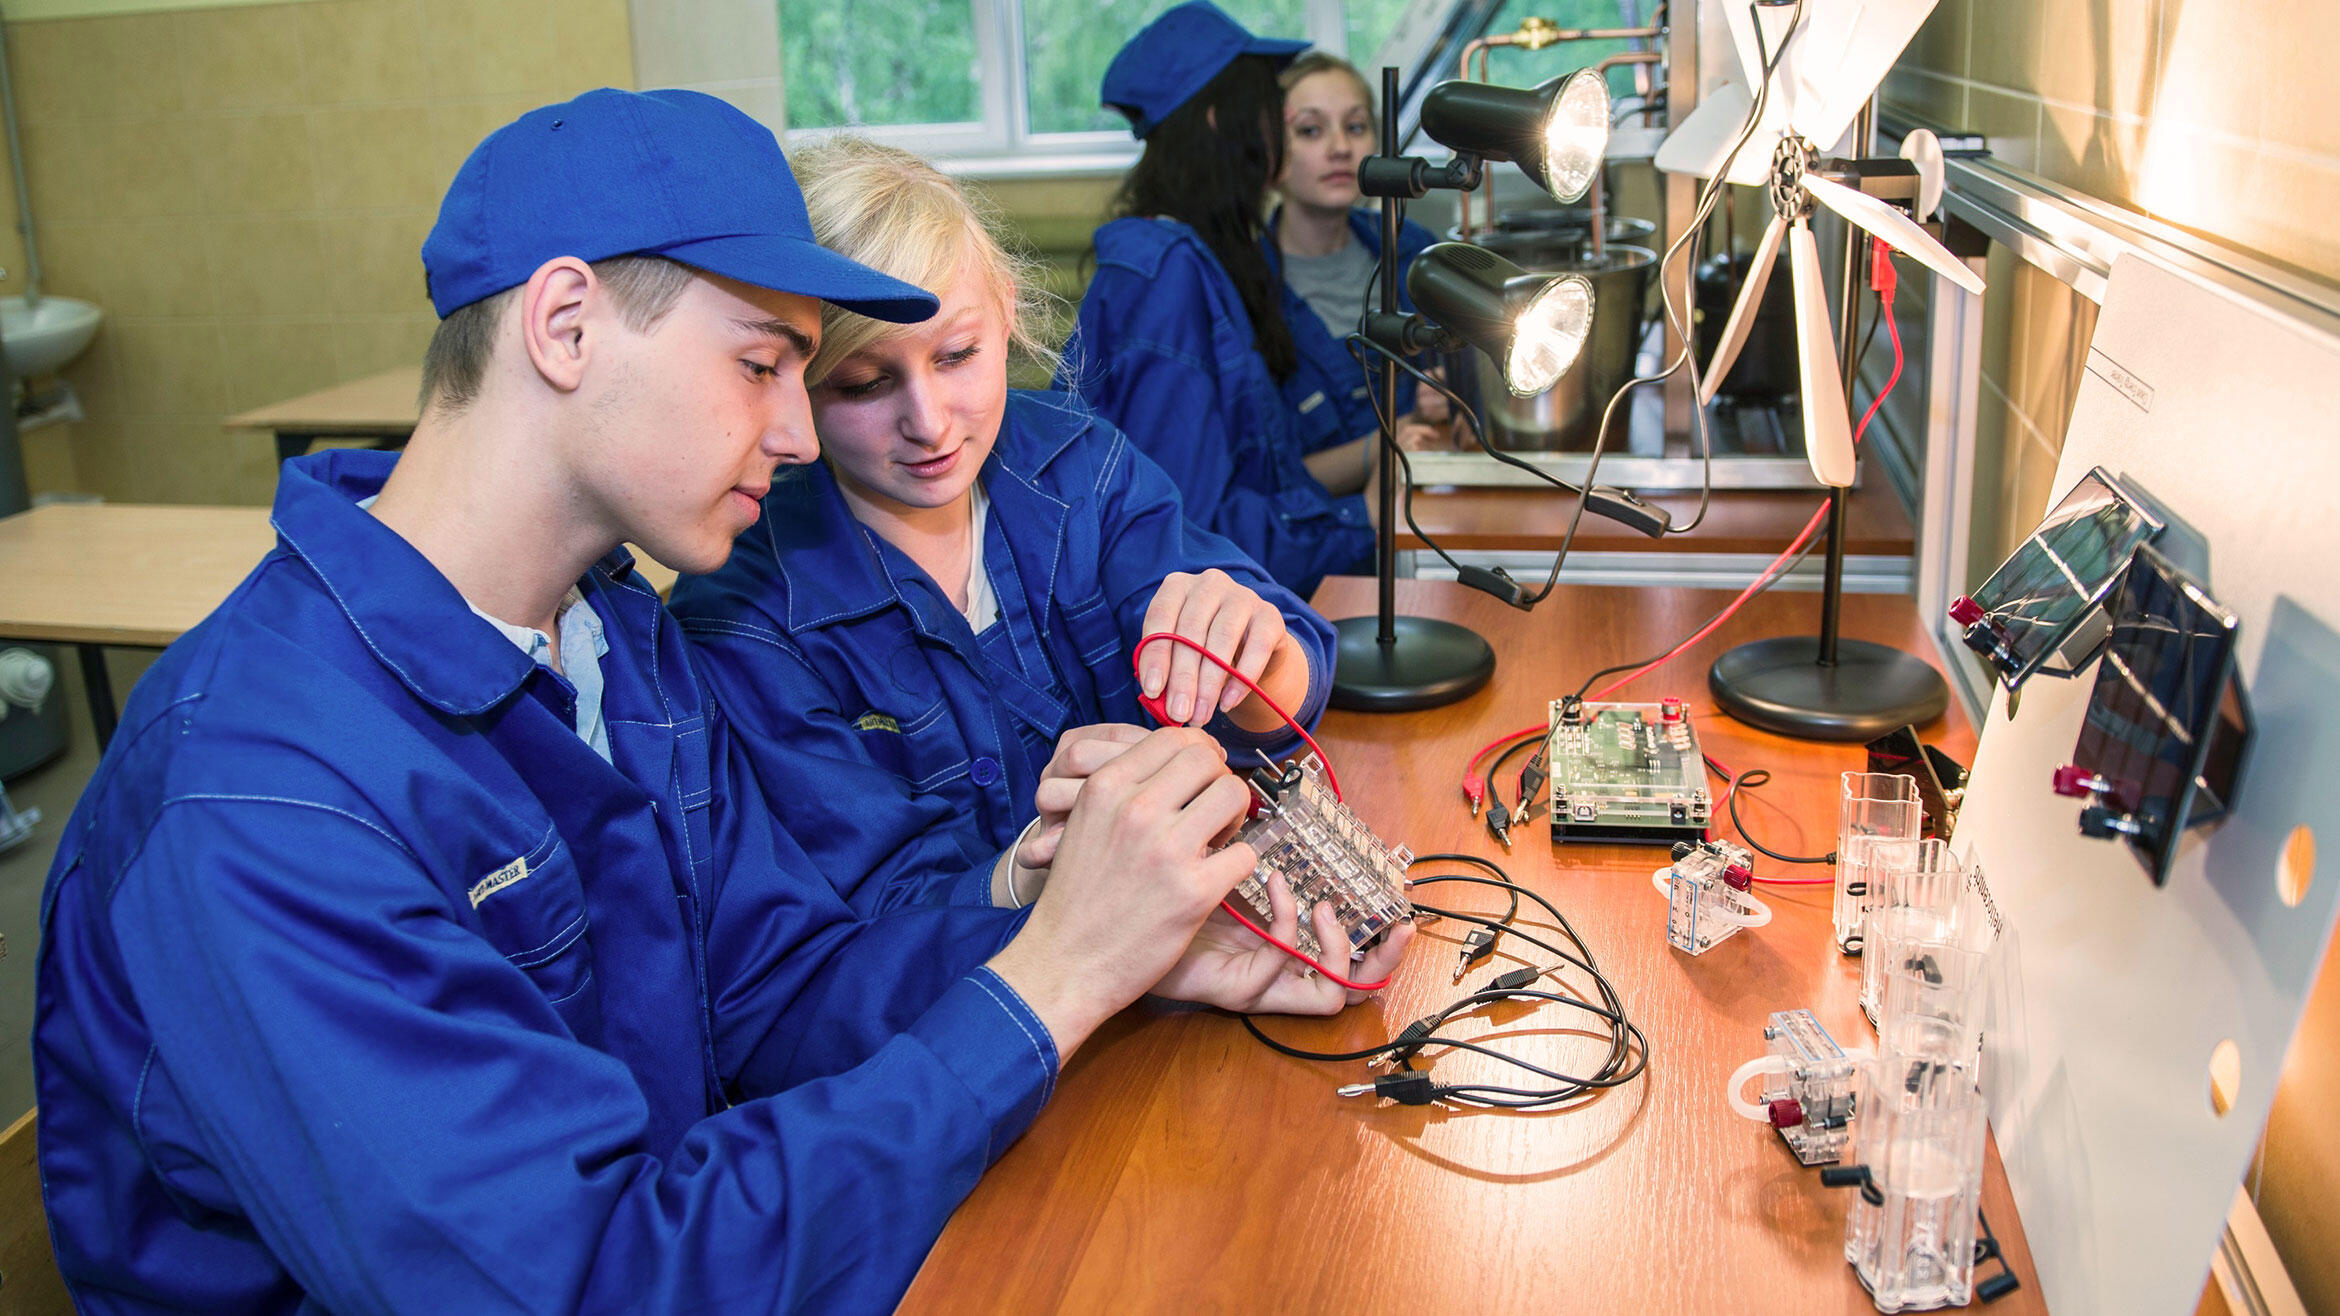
top-left (668, 390), bottom-right (1336, 916)
top-left (1267, 206), bottom-right (1438, 455)
top-left (1059, 216), bottom-right (1374, 598)
top-left (34, 450), bottom-right (1055, 1315)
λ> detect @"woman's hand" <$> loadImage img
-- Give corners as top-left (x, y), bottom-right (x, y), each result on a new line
top-left (1138, 569), bottom-right (1307, 731)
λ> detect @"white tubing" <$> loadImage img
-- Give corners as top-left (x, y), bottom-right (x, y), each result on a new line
top-left (1728, 1055), bottom-right (1790, 1121)
top-left (1725, 890), bottom-right (1773, 928)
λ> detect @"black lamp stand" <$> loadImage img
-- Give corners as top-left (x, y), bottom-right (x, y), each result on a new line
top-left (1331, 66), bottom-right (1495, 712)
top-left (1707, 99), bottom-right (1947, 741)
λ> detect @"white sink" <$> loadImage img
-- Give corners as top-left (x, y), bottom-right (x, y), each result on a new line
top-left (0, 294), bottom-right (101, 378)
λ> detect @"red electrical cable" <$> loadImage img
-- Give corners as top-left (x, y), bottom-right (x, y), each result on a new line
top-left (1131, 631), bottom-right (1340, 799)
top-left (1586, 501), bottom-right (1829, 702)
top-left (1211, 900), bottom-right (1391, 989)
top-left (1129, 631), bottom-right (1389, 990)
top-left (1461, 723), bottom-right (1545, 813)
top-left (1703, 753), bottom-right (1740, 842)
top-left (1586, 274), bottom-right (1909, 704)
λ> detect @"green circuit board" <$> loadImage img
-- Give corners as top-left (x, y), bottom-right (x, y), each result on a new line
top-left (1547, 699), bottom-right (1710, 845)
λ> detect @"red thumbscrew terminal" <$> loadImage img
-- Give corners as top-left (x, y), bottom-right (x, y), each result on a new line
top-left (1660, 697), bottom-right (1684, 724)
top-left (1724, 863), bottom-right (1755, 892)
top-left (1948, 596), bottom-right (1985, 628)
top-left (2052, 764), bottom-right (2105, 799)
top-left (1769, 1098), bottom-right (1805, 1129)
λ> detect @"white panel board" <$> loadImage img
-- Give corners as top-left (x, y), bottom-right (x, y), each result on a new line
top-left (1953, 251), bottom-right (2340, 1315)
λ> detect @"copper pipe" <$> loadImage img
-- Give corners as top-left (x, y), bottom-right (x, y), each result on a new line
top-left (1450, 22), bottom-right (1667, 241)
top-left (1585, 50), bottom-right (1664, 259)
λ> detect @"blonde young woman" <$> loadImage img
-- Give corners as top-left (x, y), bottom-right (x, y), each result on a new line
top-left (668, 139), bottom-right (1363, 943)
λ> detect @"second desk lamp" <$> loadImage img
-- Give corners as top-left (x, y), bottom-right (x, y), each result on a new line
top-left (1334, 66), bottom-right (1610, 711)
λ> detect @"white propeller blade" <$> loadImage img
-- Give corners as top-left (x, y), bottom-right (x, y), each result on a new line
top-left (1652, 81), bottom-right (1781, 187)
top-left (1699, 214), bottom-right (1788, 406)
top-left (1788, 218), bottom-right (1857, 488)
top-left (1800, 172), bottom-right (1984, 295)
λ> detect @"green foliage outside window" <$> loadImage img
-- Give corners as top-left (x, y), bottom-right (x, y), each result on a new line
top-left (1020, 0), bottom-right (1309, 134)
top-left (780, 0), bottom-right (982, 129)
top-left (777, 0), bottom-right (1640, 136)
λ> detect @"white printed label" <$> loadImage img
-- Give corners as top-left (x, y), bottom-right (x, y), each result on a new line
top-left (469, 855), bottom-right (531, 908)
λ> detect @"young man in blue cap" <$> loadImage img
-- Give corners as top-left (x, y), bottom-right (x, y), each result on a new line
top-left (1059, 0), bottom-right (1375, 598)
top-left (33, 88), bottom-right (1406, 1315)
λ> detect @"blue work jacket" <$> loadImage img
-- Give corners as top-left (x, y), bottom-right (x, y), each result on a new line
top-left (1267, 206), bottom-right (1438, 455)
top-left (668, 391), bottom-right (1336, 916)
top-left (1059, 216), bottom-right (1374, 598)
top-left (34, 450), bottom-right (1056, 1315)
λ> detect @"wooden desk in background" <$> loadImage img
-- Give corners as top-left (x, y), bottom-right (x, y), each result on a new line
top-left (1395, 479), bottom-right (1917, 556)
top-left (226, 366), bottom-right (422, 463)
top-left (902, 577), bottom-right (2046, 1314)
top-left (0, 503), bottom-right (677, 746)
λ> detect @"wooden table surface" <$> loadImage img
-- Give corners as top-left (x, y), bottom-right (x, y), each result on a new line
top-left (0, 503), bottom-right (677, 649)
top-left (1394, 480), bottom-right (1916, 556)
top-left (224, 366), bottom-right (421, 437)
top-left (901, 576), bottom-right (2045, 1314)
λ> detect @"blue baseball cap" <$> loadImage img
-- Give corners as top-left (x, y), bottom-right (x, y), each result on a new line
top-left (421, 88), bottom-right (938, 323)
top-left (1101, 2), bottom-right (1308, 138)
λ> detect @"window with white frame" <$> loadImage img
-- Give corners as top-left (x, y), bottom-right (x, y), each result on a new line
top-left (779, 0), bottom-right (1417, 170)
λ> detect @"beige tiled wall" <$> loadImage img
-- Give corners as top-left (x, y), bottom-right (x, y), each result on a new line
top-left (1887, 0), bottom-right (2340, 288)
top-left (1877, 0), bottom-right (2320, 597)
top-left (627, 0), bottom-right (783, 129)
top-left (11, 0), bottom-right (636, 506)
top-left (1888, 5), bottom-right (2340, 1307)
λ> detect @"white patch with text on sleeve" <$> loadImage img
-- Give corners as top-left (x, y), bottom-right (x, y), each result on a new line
top-left (469, 854), bottom-right (531, 908)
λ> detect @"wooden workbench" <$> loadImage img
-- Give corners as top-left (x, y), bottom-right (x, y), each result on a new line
top-left (0, 503), bottom-right (676, 744)
top-left (900, 576), bottom-right (2045, 1314)
top-left (225, 366), bottom-right (422, 462)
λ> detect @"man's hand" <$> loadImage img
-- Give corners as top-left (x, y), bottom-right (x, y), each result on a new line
top-left (1017, 723), bottom-right (1149, 871)
top-left (987, 728), bottom-right (1256, 1051)
top-left (1138, 569), bottom-right (1307, 733)
top-left (1151, 870), bottom-right (1417, 1014)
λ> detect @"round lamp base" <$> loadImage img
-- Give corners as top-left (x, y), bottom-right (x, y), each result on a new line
top-left (1708, 635), bottom-right (1948, 742)
top-left (1330, 615), bottom-right (1495, 713)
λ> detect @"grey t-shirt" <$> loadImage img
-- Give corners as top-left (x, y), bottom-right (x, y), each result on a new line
top-left (1281, 236), bottom-right (1377, 336)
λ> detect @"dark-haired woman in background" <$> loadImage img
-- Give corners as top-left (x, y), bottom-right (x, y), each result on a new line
top-left (1058, 2), bottom-right (1372, 598)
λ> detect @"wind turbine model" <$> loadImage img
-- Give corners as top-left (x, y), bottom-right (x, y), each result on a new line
top-left (1657, 0), bottom-right (1984, 487)
top-left (1651, 0), bottom-right (1985, 741)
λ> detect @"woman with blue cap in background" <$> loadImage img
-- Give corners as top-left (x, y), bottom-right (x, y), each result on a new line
top-left (1058, 0), bottom-right (1373, 599)
top-left (1269, 50), bottom-right (1457, 462)
top-left (669, 137), bottom-right (1341, 918)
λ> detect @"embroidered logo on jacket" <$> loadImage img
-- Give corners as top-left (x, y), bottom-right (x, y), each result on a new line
top-left (854, 711), bottom-right (901, 733)
top-left (469, 856), bottom-right (531, 908)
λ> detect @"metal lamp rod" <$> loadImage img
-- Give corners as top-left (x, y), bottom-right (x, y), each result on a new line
top-left (1373, 65), bottom-right (1402, 647)
top-left (1817, 94), bottom-right (1877, 665)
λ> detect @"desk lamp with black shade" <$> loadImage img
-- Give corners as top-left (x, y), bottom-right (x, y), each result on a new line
top-left (1334, 65), bottom-right (1613, 712)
